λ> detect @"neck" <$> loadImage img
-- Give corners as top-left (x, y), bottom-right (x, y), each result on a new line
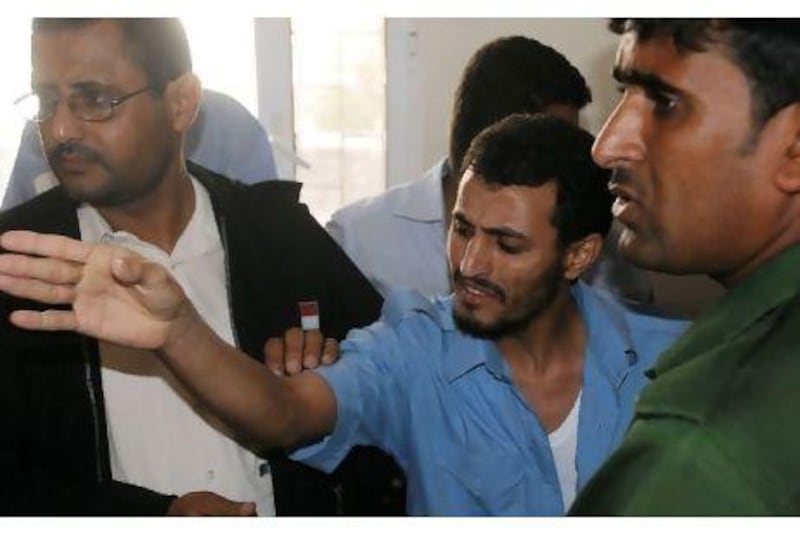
top-left (496, 287), bottom-right (587, 376)
top-left (96, 160), bottom-right (195, 254)
top-left (715, 207), bottom-right (800, 288)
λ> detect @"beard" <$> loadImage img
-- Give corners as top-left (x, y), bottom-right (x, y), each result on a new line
top-left (49, 141), bottom-right (170, 208)
top-left (452, 261), bottom-right (564, 340)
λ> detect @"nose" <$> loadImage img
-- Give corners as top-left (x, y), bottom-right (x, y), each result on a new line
top-left (458, 234), bottom-right (492, 279)
top-left (45, 97), bottom-right (84, 145)
top-left (592, 92), bottom-right (646, 170)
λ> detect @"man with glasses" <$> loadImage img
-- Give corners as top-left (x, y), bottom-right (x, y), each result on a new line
top-left (0, 18), bottom-right (401, 516)
top-left (3, 88), bottom-right (279, 209)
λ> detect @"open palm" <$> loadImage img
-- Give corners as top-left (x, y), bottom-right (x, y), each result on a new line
top-left (0, 230), bottom-right (189, 350)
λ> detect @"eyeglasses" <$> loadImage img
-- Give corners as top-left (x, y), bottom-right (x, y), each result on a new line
top-left (13, 85), bottom-right (152, 123)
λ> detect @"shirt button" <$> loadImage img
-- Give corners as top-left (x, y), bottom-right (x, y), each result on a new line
top-left (625, 349), bottom-right (638, 366)
top-left (206, 469), bottom-right (215, 481)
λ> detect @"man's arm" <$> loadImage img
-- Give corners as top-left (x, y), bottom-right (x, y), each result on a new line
top-left (0, 230), bottom-right (337, 452)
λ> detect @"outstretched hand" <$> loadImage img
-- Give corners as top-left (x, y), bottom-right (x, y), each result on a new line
top-left (0, 230), bottom-right (191, 350)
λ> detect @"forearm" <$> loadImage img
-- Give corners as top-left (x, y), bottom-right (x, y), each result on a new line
top-left (159, 304), bottom-right (336, 451)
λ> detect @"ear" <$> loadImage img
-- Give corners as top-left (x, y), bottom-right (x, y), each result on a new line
top-left (162, 72), bottom-right (202, 134)
top-left (774, 103), bottom-right (800, 194)
top-left (562, 233), bottom-right (604, 281)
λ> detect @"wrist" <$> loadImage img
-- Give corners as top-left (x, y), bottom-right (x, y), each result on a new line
top-left (159, 300), bottom-right (203, 359)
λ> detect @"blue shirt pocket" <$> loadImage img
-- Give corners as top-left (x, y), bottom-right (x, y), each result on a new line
top-left (438, 451), bottom-right (551, 515)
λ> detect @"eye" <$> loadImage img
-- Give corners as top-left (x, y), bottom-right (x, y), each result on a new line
top-left (451, 218), bottom-right (472, 239)
top-left (645, 88), bottom-right (679, 118)
top-left (77, 90), bottom-right (113, 109)
top-left (497, 238), bottom-right (524, 255)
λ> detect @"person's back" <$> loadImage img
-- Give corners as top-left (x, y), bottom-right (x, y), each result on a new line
top-left (327, 35), bottom-right (653, 304)
top-left (2, 88), bottom-right (277, 210)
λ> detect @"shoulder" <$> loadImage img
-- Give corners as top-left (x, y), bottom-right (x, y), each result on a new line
top-left (578, 282), bottom-right (689, 368)
top-left (0, 187), bottom-right (77, 235)
top-left (343, 288), bottom-right (452, 354)
top-left (192, 161), bottom-right (301, 207)
top-left (329, 179), bottom-right (420, 225)
top-left (199, 89), bottom-right (258, 125)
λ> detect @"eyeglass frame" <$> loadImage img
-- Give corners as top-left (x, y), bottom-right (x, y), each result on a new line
top-left (13, 85), bottom-right (153, 123)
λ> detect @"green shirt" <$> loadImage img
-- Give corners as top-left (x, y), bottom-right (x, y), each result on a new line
top-left (570, 244), bottom-right (800, 516)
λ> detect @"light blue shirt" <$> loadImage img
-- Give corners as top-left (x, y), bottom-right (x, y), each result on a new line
top-left (2, 89), bottom-right (277, 210)
top-left (292, 281), bottom-right (688, 515)
top-left (326, 159), bottom-right (451, 298)
top-left (326, 158), bottom-right (654, 304)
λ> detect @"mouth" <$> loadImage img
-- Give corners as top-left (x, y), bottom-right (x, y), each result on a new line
top-left (608, 183), bottom-right (641, 225)
top-left (455, 277), bottom-right (505, 307)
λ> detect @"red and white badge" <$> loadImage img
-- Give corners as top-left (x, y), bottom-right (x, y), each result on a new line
top-left (298, 300), bottom-right (320, 331)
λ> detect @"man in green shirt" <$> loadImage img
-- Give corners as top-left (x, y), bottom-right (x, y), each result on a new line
top-left (570, 19), bottom-right (800, 515)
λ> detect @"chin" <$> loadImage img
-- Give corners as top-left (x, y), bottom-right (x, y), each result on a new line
top-left (452, 307), bottom-right (527, 340)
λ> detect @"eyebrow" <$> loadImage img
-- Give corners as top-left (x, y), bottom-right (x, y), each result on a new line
top-left (70, 81), bottom-right (115, 92)
top-left (613, 65), bottom-right (683, 96)
top-left (452, 212), bottom-right (528, 241)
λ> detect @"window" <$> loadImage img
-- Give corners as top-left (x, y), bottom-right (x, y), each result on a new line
top-left (291, 17), bottom-right (386, 223)
top-left (0, 16), bottom-right (32, 196)
top-left (182, 16), bottom-right (258, 115)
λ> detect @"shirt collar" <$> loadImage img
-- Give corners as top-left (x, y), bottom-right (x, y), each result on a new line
top-left (76, 175), bottom-right (220, 262)
top-left (442, 281), bottom-right (639, 387)
top-left (390, 158), bottom-right (449, 223)
top-left (638, 244), bottom-right (800, 422)
top-left (653, 244), bottom-right (800, 377)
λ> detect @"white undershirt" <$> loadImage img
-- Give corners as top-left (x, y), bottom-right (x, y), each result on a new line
top-left (548, 391), bottom-right (581, 511)
top-left (78, 177), bottom-right (275, 516)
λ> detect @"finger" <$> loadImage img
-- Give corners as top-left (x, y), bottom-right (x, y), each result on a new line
top-left (302, 329), bottom-right (323, 370)
top-left (0, 273), bottom-right (75, 304)
top-left (0, 254), bottom-right (82, 285)
top-left (284, 327), bottom-right (304, 375)
top-left (10, 309), bottom-right (78, 331)
top-left (0, 231), bottom-right (92, 263)
top-left (264, 337), bottom-right (285, 376)
top-left (113, 257), bottom-right (186, 320)
top-left (321, 337), bottom-right (340, 365)
top-left (109, 252), bottom-right (157, 286)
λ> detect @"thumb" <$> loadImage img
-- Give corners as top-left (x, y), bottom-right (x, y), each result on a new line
top-left (109, 251), bottom-right (147, 286)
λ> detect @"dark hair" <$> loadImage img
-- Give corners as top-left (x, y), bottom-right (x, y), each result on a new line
top-left (32, 18), bottom-right (192, 94)
top-left (463, 113), bottom-right (612, 249)
top-left (610, 19), bottom-right (800, 130)
top-left (449, 35), bottom-right (592, 176)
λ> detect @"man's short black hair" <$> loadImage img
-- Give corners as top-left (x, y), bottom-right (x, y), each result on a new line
top-left (449, 35), bottom-right (592, 176)
top-left (33, 18), bottom-right (192, 94)
top-left (463, 113), bottom-right (612, 249)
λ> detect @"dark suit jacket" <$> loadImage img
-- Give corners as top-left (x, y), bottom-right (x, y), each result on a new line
top-left (0, 162), bottom-right (405, 515)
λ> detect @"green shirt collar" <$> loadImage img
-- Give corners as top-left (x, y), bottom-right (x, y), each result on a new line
top-left (637, 244), bottom-right (800, 421)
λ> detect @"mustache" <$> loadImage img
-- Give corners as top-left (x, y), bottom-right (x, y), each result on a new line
top-left (48, 142), bottom-right (104, 167)
top-left (608, 169), bottom-right (632, 187)
top-left (453, 270), bottom-right (506, 303)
